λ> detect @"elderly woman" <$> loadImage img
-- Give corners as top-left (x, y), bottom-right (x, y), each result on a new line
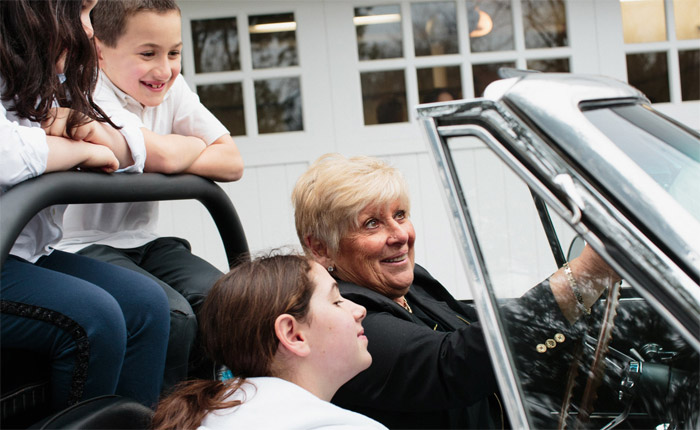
top-left (291, 153), bottom-right (620, 429)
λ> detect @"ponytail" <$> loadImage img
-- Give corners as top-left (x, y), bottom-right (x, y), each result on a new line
top-left (152, 378), bottom-right (245, 430)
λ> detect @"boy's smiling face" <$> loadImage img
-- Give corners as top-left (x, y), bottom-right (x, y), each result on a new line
top-left (97, 10), bottom-right (182, 107)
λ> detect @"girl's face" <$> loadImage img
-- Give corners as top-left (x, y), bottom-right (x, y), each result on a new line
top-left (81, 0), bottom-right (98, 39)
top-left (57, 0), bottom-right (98, 74)
top-left (303, 262), bottom-right (372, 386)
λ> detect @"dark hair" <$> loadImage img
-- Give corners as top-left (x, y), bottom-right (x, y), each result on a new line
top-left (152, 252), bottom-right (315, 430)
top-left (92, 0), bottom-right (180, 48)
top-left (0, 0), bottom-right (115, 135)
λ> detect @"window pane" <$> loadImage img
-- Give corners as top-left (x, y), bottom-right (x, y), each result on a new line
top-left (197, 83), bottom-right (245, 136)
top-left (679, 49), bottom-right (700, 101)
top-left (526, 58), bottom-right (570, 73)
top-left (620, 0), bottom-right (667, 43)
top-left (522, 0), bottom-right (568, 49)
top-left (417, 66), bottom-right (462, 103)
top-left (412, 1), bottom-right (458, 57)
top-left (360, 70), bottom-right (407, 125)
top-left (254, 77), bottom-right (303, 134)
top-left (249, 13), bottom-right (298, 69)
top-left (355, 5), bottom-right (403, 61)
top-left (468, 0), bottom-right (514, 53)
top-left (473, 61), bottom-right (515, 97)
top-left (626, 52), bottom-right (670, 103)
top-left (191, 17), bottom-right (240, 73)
top-left (673, 0), bottom-right (700, 40)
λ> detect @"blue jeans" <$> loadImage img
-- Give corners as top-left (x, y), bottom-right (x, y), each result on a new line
top-left (0, 250), bottom-right (169, 410)
top-left (77, 237), bottom-right (223, 390)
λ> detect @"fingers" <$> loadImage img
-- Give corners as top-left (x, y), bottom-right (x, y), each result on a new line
top-left (71, 121), bottom-right (97, 142)
top-left (41, 107), bottom-right (94, 141)
top-left (42, 107), bottom-right (70, 137)
top-left (79, 143), bottom-right (119, 173)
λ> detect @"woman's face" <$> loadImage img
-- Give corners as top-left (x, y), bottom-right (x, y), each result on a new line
top-left (304, 262), bottom-right (371, 384)
top-left (333, 199), bottom-right (416, 298)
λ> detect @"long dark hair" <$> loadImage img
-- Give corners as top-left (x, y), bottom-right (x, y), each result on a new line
top-left (0, 0), bottom-right (115, 137)
top-left (152, 253), bottom-right (315, 430)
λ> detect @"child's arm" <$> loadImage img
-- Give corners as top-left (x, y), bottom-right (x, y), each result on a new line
top-left (45, 135), bottom-right (119, 173)
top-left (184, 134), bottom-right (243, 182)
top-left (141, 128), bottom-right (207, 174)
top-left (42, 107), bottom-right (133, 168)
top-left (1, 106), bottom-right (117, 189)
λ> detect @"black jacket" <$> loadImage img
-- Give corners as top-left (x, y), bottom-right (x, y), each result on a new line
top-left (332, 264), bottom-right (577, 429)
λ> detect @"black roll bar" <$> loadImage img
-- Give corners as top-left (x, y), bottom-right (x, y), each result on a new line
top-left (0, 172), bottom-right (249, 269)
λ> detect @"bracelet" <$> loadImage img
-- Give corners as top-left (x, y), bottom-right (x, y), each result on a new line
top-left (563, 262), bottom-right (591, 315)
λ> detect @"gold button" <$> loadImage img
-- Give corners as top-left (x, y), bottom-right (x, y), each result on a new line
top-left (554, 333), bottom-right (565, 343)
top-left (546, 339), bottom-right (557, 349)
top-left (536, 344), bottom-right (547, 353)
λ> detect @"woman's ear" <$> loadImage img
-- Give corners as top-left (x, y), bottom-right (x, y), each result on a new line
top-left (305, 235), bottom-right (333, 269)
top-left (275, 314), bottom-right (310, 358)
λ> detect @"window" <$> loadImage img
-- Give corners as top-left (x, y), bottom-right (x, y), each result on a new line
top-left (355, 0), bottom-right (573, 126)
top-left (189, 12), bottom-right (304, 136)
top-left (620, 0), bottom-right (700, 103)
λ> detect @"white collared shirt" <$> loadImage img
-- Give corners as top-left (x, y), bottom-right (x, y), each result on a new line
top-left (58, 72), bottom-right (229, 252)
top-left (199, 377), bottom-right (387, 430)
top-left (1, 76), bottom-right (144, 262)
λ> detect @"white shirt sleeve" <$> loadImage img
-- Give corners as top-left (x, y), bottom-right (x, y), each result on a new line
top-left (169, 75), bottom-right (230, 145)
top-left (0, 102), bottom-right (49, 189)
top-left (93, 75), bottom-right (146, 172)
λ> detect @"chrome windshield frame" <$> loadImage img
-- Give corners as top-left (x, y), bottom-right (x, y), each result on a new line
top-left (416, 74), bottom-right (700, 428)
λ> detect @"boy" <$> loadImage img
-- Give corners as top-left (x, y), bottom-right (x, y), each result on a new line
top-left (58, 0), bottom-right (244, 390)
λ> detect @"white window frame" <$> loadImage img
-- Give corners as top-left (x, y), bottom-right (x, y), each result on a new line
top-left (179, 1), bottom-right (337, 167)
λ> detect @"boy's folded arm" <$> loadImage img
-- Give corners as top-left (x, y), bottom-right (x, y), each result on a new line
top-left (141, 128), bottom-right (206, 174)
top-left (184, 134), bottom-right (244, 182)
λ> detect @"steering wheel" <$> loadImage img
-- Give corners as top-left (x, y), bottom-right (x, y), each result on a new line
top-left (557, 280), bottom-right (623, 429)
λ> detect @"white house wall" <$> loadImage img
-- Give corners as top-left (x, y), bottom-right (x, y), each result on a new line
top-left (157, 0), bottom-right (699, 300)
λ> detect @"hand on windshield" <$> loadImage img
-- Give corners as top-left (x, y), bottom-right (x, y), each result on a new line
top-left (550, 244), bottom-right (621, 323)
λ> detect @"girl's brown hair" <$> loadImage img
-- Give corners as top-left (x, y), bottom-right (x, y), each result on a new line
top-left (152, 253), bottom-right (315, 430)
top-left (0, 0), bottom-right (116, 136)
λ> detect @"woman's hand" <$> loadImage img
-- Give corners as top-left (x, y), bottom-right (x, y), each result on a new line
top-left (550, 244), bottom-right (621, 323)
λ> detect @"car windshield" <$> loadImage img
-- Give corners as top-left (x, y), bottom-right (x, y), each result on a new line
top-left (436, 98), bottom-right (700, 428)
top-left (582, 104), bottom-right (700, 225)
top-left (444, 131), bottom-right (699, 429)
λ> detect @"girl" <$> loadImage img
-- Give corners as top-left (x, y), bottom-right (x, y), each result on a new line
top-left (152, 253), bottom-right (387, 429)
top-left (0, 0), bottom-right (169, 410)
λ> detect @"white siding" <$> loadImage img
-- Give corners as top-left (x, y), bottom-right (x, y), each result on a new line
top-left (157, 0), bottom-right (698, 299)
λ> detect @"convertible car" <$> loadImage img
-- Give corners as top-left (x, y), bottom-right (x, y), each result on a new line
top-left (417, 72), bottom-right (700, 429)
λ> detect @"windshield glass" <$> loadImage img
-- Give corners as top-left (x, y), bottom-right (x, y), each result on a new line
top-left (444, 131), bottom-right (699, 429)
top-left (583, 105), bottom-right (700, 223)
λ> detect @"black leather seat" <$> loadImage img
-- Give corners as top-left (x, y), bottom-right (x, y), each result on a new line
top-left (28, 396), bottom-right (152, 430)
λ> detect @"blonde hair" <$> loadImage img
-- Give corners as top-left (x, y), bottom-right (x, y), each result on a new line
top-left (292, 153), bottom-right (410, 256)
